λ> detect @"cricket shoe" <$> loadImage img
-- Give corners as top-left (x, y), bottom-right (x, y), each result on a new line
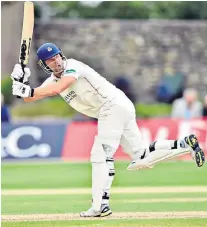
top-left (185, 134), bottom-right (205, 167)
top-left (100, 204), bottom-right (112, 217)
top-left (80, 204), bottom-right (112, 217)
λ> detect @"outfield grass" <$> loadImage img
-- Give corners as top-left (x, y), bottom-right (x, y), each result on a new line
top-left (2, 193), bottom-right (207, 214)
top-left (2, 161), bottom-right (207, 189)
top-left (2, 161), bottom-right (207, 226)
top-left (2, 219), bottom-right (207, 227)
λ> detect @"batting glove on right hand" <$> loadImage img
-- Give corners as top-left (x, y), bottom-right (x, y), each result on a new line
top-left (12, 81), bottom-right (33, 98)
top-left (11, 64), bottom-right (31, 84)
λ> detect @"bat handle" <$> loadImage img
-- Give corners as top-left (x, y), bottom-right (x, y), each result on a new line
top-left (16, 64), bottom-right (25, 99)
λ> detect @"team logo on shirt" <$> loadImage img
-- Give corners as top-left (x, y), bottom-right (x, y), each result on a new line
top-left (65, 69), bottom-right (76, 74)
top-left (63, 90), bottom-right (77, 103)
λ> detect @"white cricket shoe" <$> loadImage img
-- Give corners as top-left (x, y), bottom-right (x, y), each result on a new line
top-left (80, 204), bottom-right (112, 217)
top-left (80, 207), bottom-right (101, 217)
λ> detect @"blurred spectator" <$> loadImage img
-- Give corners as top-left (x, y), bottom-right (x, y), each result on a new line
top-left (1, 93), bottom-right (11, 123)
top-left (114, 76), bottom-right (136, 104)
top-left (156, 68), bottom-right (185, 104)
top-left (202, 94), bottom-right (207, 117)
top-left (171, 88), bottom-right (202, 119)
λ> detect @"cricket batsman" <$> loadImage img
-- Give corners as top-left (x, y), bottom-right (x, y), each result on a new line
top-left (11, 43), bottom-right (205, 217)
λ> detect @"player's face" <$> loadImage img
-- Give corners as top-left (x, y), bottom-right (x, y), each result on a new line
top-left (45, 54), bottom-right (64, 74)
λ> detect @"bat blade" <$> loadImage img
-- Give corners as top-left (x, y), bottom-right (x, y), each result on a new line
top-left (17, 1), bottom-right (34, 99)
top-left (19, 1), bottom-right (34, 67)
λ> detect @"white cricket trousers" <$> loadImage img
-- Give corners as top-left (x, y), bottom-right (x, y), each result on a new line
top-left (90, 94), bottom-right (143, 211)
top-left (90, 95), bottom-right (143, 163)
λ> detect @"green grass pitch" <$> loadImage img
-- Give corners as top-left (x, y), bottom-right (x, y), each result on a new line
top-left (2, 160), bottom-right (207, 226)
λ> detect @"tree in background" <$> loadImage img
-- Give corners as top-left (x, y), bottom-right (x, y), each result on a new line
top-left (45, 1), bottom-right (207, 20)
top-left (149, 1), bottom-right (207, 19)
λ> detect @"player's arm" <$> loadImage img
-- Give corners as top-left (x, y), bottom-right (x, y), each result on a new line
top-left (22, 79), bottom-right (52, 102)
top-left (11, 64), bottom-right (77, 100)
top-left (12, 75), bottom-right (77, 100)
top-left (10, 64), bottom-right (42, 102)
top-left (31, 76), bottom-right (76, 98)
top-left (23, 94), bottom-right (44, 103)
top-left (23, 76), bottom-right (76, 102)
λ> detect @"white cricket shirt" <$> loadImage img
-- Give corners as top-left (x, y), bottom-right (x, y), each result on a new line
top-left (42, 58), bottom-right (129, 118)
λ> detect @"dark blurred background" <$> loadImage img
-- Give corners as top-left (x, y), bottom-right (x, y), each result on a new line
top-left (1, 1), bottom-right (207, 121)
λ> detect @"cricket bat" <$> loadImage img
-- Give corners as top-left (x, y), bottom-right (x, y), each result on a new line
top-left (17, 1), bottom-right (34, 98)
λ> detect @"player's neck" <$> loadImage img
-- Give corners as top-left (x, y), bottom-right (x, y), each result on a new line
top-left (54, 72), bottom-right (62, 78)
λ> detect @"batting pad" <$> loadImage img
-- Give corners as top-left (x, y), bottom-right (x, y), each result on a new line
top-left (127, 148), bottom-right (190, 170)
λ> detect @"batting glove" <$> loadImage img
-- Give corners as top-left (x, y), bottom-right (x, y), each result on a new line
top-left (11, 64), bottom-right (31, 84)
top-left (12, 81), bottom-right (34, 98)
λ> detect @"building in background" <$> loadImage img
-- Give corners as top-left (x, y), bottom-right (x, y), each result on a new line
top-left (1, 1), bottom-right (207, 120)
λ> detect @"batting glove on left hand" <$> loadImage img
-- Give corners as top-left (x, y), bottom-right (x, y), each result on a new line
top-left (11, 64), bottom-right (31, 84)
top-left (12, 81), bottom-right (34, 98)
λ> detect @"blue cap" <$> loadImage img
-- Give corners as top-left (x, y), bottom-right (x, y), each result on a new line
top-left (37, 43), bottom-right (61, 61)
